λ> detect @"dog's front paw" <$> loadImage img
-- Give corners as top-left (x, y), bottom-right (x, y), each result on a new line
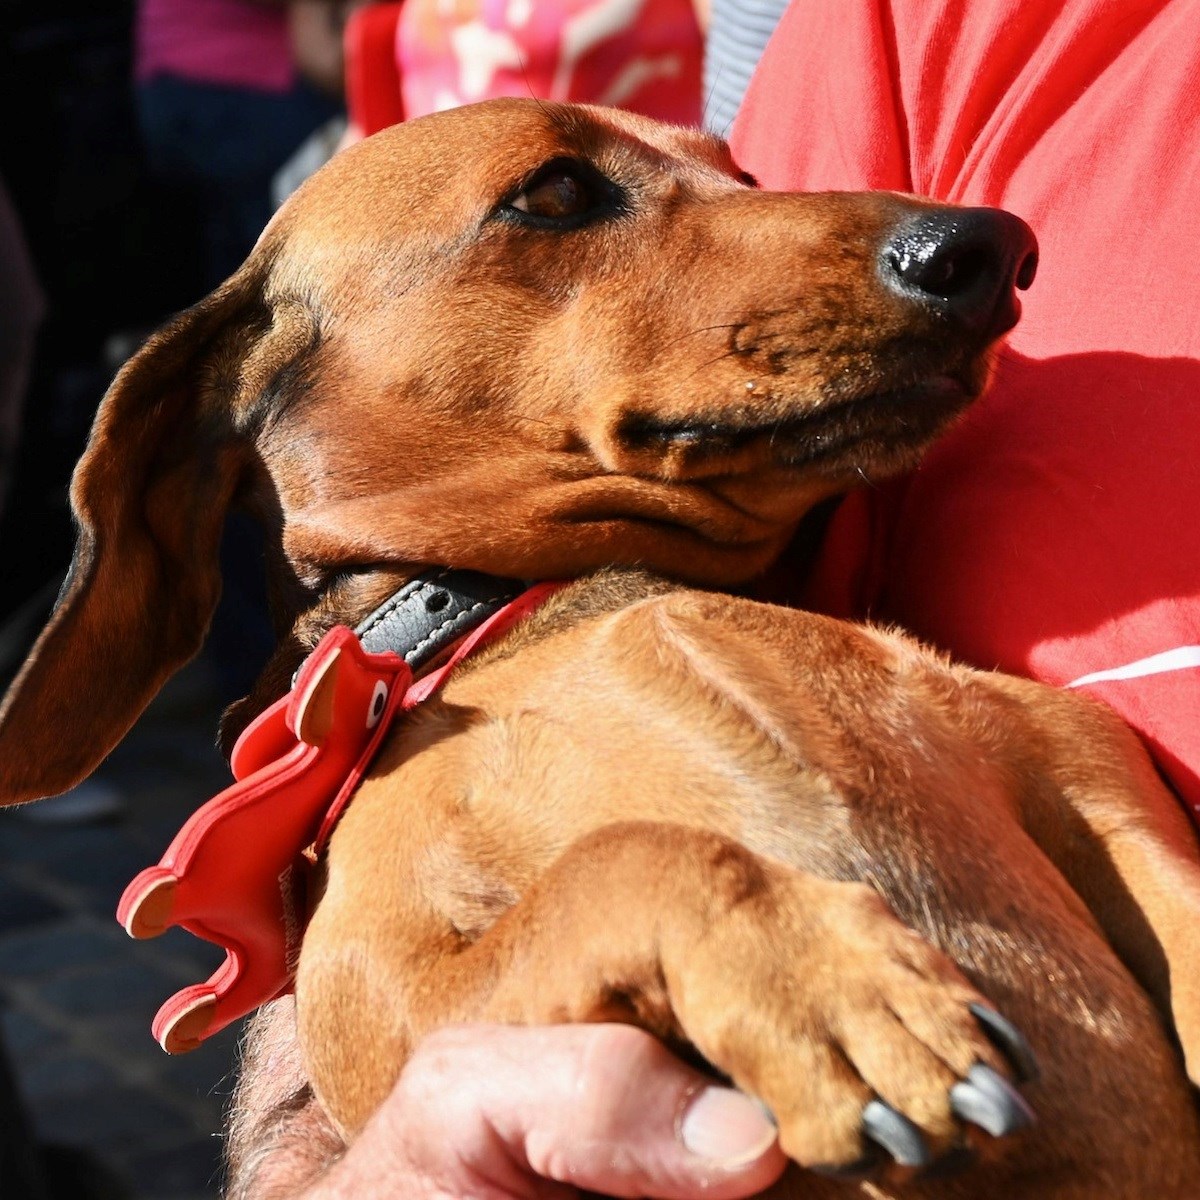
top-left (669, 870), bottom-right (1037, 1181)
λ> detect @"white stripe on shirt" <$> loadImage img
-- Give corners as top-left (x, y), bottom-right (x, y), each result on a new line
top-left (1067, 645), bottom-right (1200, 689)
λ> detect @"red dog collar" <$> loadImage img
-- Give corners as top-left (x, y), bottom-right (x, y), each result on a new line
top-left (117, 580), bottom-right (564, 1054)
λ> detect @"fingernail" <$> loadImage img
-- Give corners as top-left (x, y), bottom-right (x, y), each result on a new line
top-left (679, 1086), bottom-right (778, 1166)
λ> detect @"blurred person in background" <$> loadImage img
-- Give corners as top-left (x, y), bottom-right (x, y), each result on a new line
top-left (341, 0), bottom-right (705, 142)
top-left (395, 0), bottom-right (703, 123)
top-left (133, 0), bottom-right (345, 294)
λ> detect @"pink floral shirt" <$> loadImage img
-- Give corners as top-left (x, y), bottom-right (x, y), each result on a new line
top-left (397, 0), bottom-right (702, 124)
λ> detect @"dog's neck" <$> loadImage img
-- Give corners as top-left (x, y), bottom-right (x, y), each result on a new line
top-left (229, 564), bottom-right (518, 744)
top-left (222, 495), bottom-right (841, 755)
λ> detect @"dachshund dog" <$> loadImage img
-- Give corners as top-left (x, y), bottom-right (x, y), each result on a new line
top-left (1, 100), bottom-right (1198, 1197)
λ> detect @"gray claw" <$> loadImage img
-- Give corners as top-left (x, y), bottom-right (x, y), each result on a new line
top-left (862, 1100), bottom-right (931, 1168)
top-left (950, 1063), bottom-right (1036, 1138)
top-left (969, 1002), bottom-right (1040, 1083)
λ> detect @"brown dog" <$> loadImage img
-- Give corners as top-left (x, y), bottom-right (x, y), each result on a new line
top-left (1, 100), bottom-right (1198, 1197)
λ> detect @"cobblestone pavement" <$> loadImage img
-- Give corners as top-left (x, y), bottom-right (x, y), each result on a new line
top-left (0, 660), bottom-right (247, 1200)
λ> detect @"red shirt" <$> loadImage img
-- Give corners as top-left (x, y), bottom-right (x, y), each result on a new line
top-left (732, 0), bottom-right (1200, 820)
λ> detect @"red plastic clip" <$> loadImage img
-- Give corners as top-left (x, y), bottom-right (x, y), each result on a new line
top-left (117, 628), bottom-right (410, 1052)
top-left (116, 581), bottom-right (566, 1053)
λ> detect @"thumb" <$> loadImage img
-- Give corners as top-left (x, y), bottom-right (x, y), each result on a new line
top-left (373, 1023), bottom-right (787, 1200)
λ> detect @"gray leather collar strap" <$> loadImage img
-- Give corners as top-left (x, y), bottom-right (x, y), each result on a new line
top-left (353, 569), bottom-right (529, 669)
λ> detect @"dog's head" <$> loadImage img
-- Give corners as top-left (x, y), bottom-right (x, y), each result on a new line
top-left (0, 98), bottom-right (1035, 803)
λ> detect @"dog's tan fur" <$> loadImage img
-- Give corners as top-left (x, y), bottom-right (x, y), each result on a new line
top-left (1, 100), bottom-right (1198, 1197)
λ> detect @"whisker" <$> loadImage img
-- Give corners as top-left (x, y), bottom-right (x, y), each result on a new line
top-left (519, 53), bottom-right (551, 119)
top-left (701, 64), bottom-right (723, 133)
top-left (685, 348), bottom-right (740, 380)
top-left (689, 322), bottom-right (743, 335)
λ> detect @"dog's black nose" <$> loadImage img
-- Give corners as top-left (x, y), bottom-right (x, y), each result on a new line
top-left (881, 207), bottom-right (1038, 338)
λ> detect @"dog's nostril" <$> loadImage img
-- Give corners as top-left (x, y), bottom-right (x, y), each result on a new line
top-left (1015, 249), bottom-right (1038, 291)
top-left (891, 242), bottom-right (996, 300)
top-left (882, 207), bottom-right (1038, 337)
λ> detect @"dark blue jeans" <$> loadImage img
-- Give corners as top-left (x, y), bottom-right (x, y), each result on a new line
top-left (136, 73), bottom-right (340, 292)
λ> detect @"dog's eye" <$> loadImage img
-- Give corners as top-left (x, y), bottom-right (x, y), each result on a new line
top-left (511, 169), bottom-right (591, 220)
top-left (500, 159), bottom-right (619, 228)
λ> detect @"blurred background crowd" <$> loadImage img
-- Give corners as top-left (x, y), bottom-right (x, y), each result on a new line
top-left (0, 2), bottom-right (786, 1196)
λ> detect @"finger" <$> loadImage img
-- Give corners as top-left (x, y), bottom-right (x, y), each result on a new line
top-left (384, 1024), bottom-right (788, 1200)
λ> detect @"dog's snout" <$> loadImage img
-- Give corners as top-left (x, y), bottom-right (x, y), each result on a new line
top-left (881, 207), bottom-right (1038, 337)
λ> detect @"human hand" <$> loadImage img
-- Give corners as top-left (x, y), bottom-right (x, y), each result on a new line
top-left (304, 1023), bottom-right (787, 1199)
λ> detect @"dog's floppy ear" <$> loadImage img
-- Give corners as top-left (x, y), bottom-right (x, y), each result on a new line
top-left (0, 265), bottom-right (277, 805)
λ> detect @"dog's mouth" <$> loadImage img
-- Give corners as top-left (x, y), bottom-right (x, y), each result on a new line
top-left (620, 370), bottom-right (979, 479)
